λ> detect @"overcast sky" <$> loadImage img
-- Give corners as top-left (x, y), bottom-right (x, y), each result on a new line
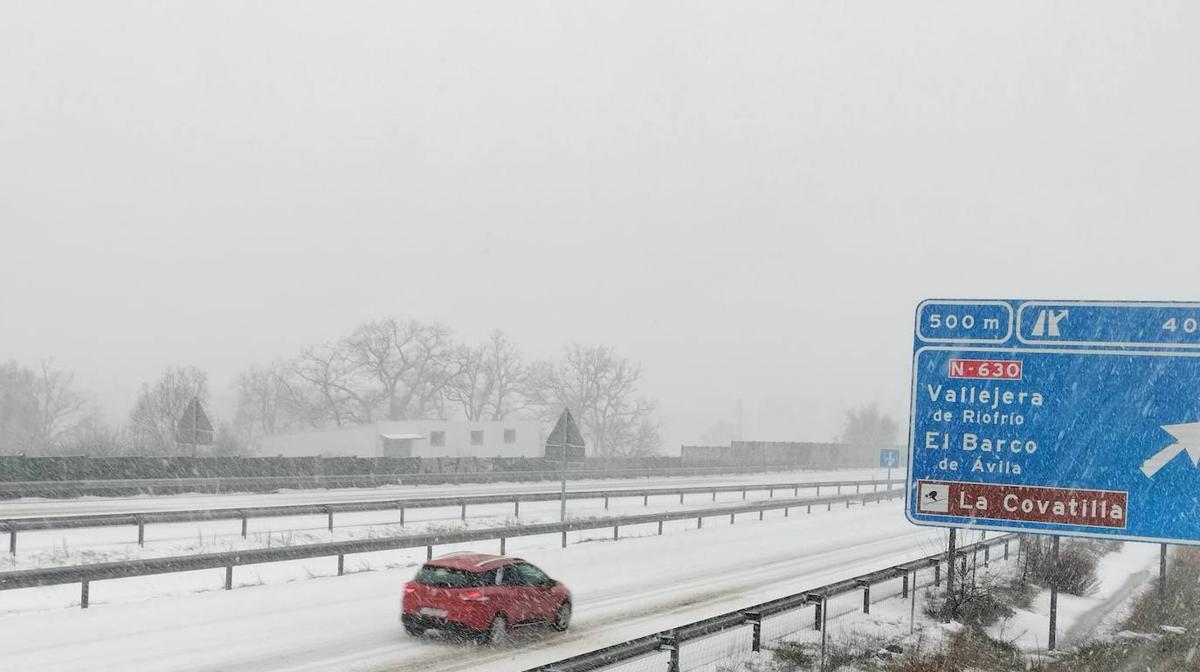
top-left (2, 1), bottom-right (1197, 449)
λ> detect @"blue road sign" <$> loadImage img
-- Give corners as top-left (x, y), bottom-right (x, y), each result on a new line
top-left (880, 448), bottom-right (901, 469)
top-left (907, 299), bottom-right (1200, 545)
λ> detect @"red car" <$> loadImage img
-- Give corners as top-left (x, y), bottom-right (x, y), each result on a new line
top-left (401, 552), bottom-right (572, 644)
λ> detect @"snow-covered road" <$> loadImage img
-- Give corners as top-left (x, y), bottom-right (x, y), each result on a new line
top-left (2, 499), bottom-right (963, 672)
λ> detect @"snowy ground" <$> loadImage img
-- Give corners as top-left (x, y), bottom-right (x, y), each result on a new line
top-left (987, 541), bottom-right (1162, 654)
top-left (2, 469), bottom-right (896, 571)
top-left (2, 498), bottom-right (961, 672)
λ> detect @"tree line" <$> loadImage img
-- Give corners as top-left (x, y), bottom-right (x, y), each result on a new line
top-left (0, 317), bottom-right (662, 458)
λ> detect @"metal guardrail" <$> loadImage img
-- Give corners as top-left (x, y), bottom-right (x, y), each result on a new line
top-left (0, 487), bottom-right (907, 607)
top-left (526, 533), bottom-right (1018, 672)
top-left (0, 465), bottom-right (870, 498)
top-left (2, 478), bottom-right (903, 554)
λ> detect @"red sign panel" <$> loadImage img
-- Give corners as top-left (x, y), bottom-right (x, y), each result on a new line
top-left (948, 358), bottom-right (1023, 380)
top-left (916, 480), bottom-right (1127, 529)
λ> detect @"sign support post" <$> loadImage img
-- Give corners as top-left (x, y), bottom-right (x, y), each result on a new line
top-left (945, 528), bottom-right (956, 622)
top-left (545, 408), bottom-right (585, 546)
top-left (1049, 536), bottom-right (1060, 650)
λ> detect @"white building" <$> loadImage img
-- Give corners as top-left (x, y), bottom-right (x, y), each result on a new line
top-left (256, 420), bottom-right (545, 458)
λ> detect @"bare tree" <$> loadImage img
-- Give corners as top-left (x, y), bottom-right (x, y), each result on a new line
top-left (31, 359), bottom-right (87, 449)
top-left (839, 403), bottom-right (899, 447)
top-left (531, 344), bottom-right (661, 457)
top-left (445, 330), bottom-right (529, 421)
top-left (343, 317), bottom-right (456, 420)
top-left (291, 344), bottom-right (372, 427)
top-left (127, 366), bottom-right (209, 453)
top-left (0, 359), bottom-right (87, 454)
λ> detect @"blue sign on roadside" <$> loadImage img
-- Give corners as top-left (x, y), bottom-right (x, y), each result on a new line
top-left (880, 448), bottom-right (901, 469)
top-left (907, 299), bottom-right (1200, 545)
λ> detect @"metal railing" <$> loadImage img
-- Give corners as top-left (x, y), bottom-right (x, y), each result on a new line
top-left (0, 465), bottom-right (873, 498)
top-left (0, 487), bottom-right (906, 607)
top-left (3, 478), bottom-right (903, 554)
top-left (526, 533), bottom-right (1017, 672)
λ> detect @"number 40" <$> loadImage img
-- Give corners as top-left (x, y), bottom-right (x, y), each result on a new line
top-left (1162, 317), bottom-right (1198, 333)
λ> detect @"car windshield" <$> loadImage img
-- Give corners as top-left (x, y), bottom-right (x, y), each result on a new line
top-left (414, 566), bottom-right (493, 588)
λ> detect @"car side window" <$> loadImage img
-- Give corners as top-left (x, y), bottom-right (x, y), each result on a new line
top-left (499, 564), bottom-right (527, 586)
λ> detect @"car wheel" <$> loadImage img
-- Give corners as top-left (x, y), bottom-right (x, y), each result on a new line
top-left (484, 614), bottom-right (510, 646)
top-left (404, 624), bottom-right (423, 637)
top-left (551, 601), bottom-right (572, 632)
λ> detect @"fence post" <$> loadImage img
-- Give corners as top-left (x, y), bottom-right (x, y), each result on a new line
top-left (744, 610), bottom-right (762, 652)
top-left (659, 633), bottom-right (680, 672)
top-left (81, 578), bottom-right (89, 609)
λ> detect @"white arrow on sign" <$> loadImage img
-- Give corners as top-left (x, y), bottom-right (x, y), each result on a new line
top-left (1140, 422), bottom-right (1200, 478)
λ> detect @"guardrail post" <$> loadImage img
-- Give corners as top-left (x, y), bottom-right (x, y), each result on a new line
top-left (225, 565), bottom-right (233, 590)
top-left (873, 482), bottom-right (878, 492)
top-left (8, 526), bottom-right (14, 555)
top-left (768, 487), bottom-right (774, 498)
top-left (240, 514), bottom-right (248, 539)
top-left (784, 507), bottom-right (789, 517)
top-left (711, 490), bottom-right (717, 502)
top-left (744, 610), bottom-right (762, 652)
top-left (658, 521), bottom-right (664, 535)
top-left (461, 503), bottom-right (467, 521)
top-left (614, 525), bottom-right (619, 540)
top-left (826, 502), bottom-right (831, 512)
top-left (81, 578), bottom-right (89, 608)
top-left (806, 504), bottom-right (811, 514)
top-left (643, 495), bottom-right (648, 507)
top-left (400, 505), bottom-right (406, 527)
top-left (561, 530), bottom-right (567, 548)
top-left (858, 580), bottom-right (871, 613)
top-left (697, 516), bottom-right (703, 529)
top-left (680, 492), bottom-right (684, 504)
top-left (815, 485), bottom-right (820, 495)
top-left (934, 561), bottom-right (941, 586)
top-left (902, 572), bottom-right (909, 598)
top-left (810, 594), bottom-right (823, 630)
top-left (658, 633), bottom-right (680, 672)
top-left (793, 486), bottom-right (798, 496)
top-left (514, 500), bottom-right (520, 517)
top-left (604, 496), bottom-right (609, 510)
top-left (500, 537), bottom-right (506, 555)
top-left (1004, 540), bottom-right (1010, 560)
top-left (327, 509), bottom-right (334, 532)
top-left (759, 509), bottom-right (764, 521)
top-left (427, 545), bottom-right (433, 560)
top-left (135, 517), bottom-right (145, 546)
top-left (337, 554), bottom-right (344, 576)
top-left (836, 484), bottom-right (841, 494)
top-left (742, 489), bottom-right (747, 500)
top-left (856, 483), bottom-right (860, 494)
top-left (730, 513), bottom-right (735, 525)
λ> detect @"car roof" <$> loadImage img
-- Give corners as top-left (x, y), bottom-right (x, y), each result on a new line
top-left (424, 552), bottom-right (523, 571)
